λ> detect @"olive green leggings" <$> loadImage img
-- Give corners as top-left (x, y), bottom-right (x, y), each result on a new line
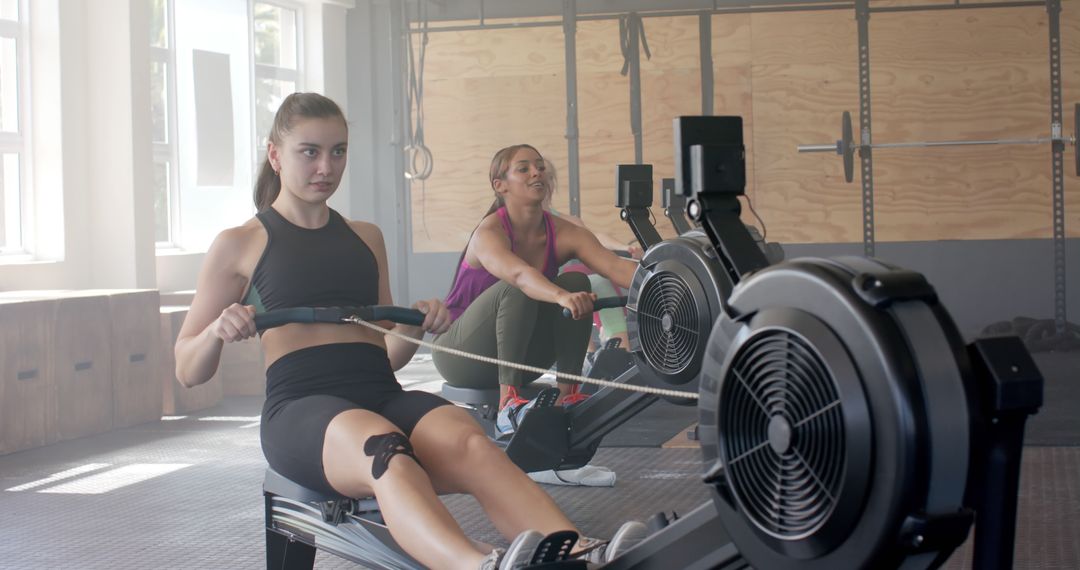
top-left (432, 272), bottom-right (593, 389)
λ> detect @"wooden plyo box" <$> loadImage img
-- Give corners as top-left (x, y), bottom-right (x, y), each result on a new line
top-left (53, 293), bottom-right (114, 441)
top-left (101, 290), bottom-right (163, 429)
top-left (160, 306), bottom-right (222, 415)
top-left (219, 336), bottom-right (265, 397)
top-left (0, 297), bottom-right (57, 455)
top-left (158, 290), bottom-right (195, 307)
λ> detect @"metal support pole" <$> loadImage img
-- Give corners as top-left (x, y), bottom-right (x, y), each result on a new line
top-left (390, 0), bottom-right (411, 299)
top-left (563, 0), bottom-right (581, 217)
top-left (1047, 0), bottom-right (1067, 336)
top-left (699, 13), bottom-right (714, 116)
top-left (625, 14), bottom-right (645, 164)
top-left (856, 0), bottom-right (875, 257)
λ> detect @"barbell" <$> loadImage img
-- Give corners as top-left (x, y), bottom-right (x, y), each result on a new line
top-left (799, 104), bottom-right (1079, 182)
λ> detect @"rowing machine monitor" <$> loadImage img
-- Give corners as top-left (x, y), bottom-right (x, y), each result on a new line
top-left (616, 164), bottom-right (663, 251)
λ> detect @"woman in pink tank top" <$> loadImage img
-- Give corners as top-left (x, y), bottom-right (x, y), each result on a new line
top-left (433, 144), bottom-right (638, 435)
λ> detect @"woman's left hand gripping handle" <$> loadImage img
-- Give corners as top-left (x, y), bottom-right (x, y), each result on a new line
top-left (414, 298), bottom-right (451, 335)
top-left (211, 303), bottom-right (258, 343)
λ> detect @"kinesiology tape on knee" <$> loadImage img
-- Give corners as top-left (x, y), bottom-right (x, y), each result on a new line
top-left (363, 432), bottom-right (419, 480)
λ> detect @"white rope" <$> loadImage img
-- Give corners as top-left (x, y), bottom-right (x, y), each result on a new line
top-left (346, 317), bottom-right (700, 400)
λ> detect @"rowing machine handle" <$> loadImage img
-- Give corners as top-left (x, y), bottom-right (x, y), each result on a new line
top-left (561, 296), bottom-right (628, 319)
top-left (254, 305), bottom-right (426, 332)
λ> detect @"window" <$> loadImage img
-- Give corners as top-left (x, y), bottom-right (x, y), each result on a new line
top-left (251, 2), bottom-right (300, 159)
top-left (167, 0), bottom-right (255, 252)
top-left (150, 0), bottom-right (179, 246)
top-left (149, 0), bottom-right (293, 254)
top-left (0, 0), bottom-right (28, 255)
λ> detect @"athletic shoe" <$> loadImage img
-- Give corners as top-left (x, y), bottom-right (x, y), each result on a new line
top-left (500, 529), bottom-right (545, 570)
top-left (578, 521), bottom-right (649, 563)
top-left (479, 548), bottom-right (505, 570)
top-left (560, 383), bottom-right (591, 407)
top-left (495, 387), bottom-right (560, 438)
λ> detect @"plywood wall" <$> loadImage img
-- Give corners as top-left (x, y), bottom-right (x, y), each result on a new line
top-left (410, 6), bottom-right (1080, 252)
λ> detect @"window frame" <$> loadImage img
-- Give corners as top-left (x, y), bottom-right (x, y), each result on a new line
top-left (151, 0), bottom-right (181, 249)
top-left (249, 0), bottom-right (303, 170)
top-left (0, 0), bottom-right (32, 258)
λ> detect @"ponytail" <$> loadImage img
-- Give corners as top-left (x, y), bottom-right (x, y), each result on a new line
top-left (254, 158), bottom-right (281, 212)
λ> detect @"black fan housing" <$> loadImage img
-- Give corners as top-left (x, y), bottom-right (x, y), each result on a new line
top-left (699, 256), bottom-right (978, 569)
top-left (626, 230), bottom-right (730, 400)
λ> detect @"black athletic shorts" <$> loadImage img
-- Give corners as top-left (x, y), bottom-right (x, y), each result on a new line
top-left (260, 342), bottom-right (451, 495)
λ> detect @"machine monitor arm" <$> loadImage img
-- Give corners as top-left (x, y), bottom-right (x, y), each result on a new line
top-left (615, 164), bottom-right (664, 251)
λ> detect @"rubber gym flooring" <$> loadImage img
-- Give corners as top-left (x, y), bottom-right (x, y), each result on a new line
top-left (0, 353), bottom-right (1077, 569)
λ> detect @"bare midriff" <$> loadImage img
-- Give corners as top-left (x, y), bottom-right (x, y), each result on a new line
top-left (260, 323), bottom-right (389, 369)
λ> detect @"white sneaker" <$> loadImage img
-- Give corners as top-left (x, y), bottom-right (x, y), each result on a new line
top-left (500, 529), bottom-right (545, 570)
top-left (578, 521), bottom-right (649, 564)
top-left (604, 521), bottom-right (649, 562)
top-left (479, 548), bottom-right (504, 570)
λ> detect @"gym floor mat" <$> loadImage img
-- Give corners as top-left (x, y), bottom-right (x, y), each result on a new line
top-left (0, 386), bottom-right (1076, 568)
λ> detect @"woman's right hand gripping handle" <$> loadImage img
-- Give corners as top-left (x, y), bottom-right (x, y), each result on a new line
top-left (210, 303), bottom-right (258, 343)
top-left (556, 290), bottom-right (597, 320)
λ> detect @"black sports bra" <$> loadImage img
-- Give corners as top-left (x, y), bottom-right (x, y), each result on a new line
top-left (244, 207), bottom-right (379, 312)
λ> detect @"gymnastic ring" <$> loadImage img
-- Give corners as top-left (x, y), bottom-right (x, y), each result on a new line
top-left (403, 143), bottom-right (433, 181)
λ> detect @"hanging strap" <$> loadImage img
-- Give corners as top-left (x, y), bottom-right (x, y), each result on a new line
top-left (619, 13), bottom-right (652, 164)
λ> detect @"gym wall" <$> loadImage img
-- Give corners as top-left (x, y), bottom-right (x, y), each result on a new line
top-left (407, 8), bottom-right (1079, 251)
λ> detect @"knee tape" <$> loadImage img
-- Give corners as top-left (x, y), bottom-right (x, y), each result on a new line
top-left (363, 432), bottom-right (419, 480)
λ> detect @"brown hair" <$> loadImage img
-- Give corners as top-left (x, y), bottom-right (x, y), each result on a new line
top-left (253, 92), bottom-right (347, 211)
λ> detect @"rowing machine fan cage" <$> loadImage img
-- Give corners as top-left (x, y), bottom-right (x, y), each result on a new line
top-left (698, 256), bottom-right (980, 569)
top-left (626, 229), bottom-right (731, 401)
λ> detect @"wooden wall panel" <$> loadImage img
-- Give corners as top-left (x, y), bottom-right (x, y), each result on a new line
top-left (870, 61), bottom-right (1049, 141)
top-left (750, 60), bottom-right (862, 243)
top-left (748, 11), bottom-right (859, 65)
top-left (870, 146), bottom-right (1051, 240)
top-left (637, 15), bottom-right (702, 70)
top-left (576, 18), bottom-right (705, 244)
top-left (0, 299), bottom-right (56, 455)
top-left (410, 19), bottom-right (571, 255)
top-left (864, 7), bottom-right (1072, 241)
top-left (417, 24), bottom-right (565, 78)
top-left (869, 58), bottom-right (1051, 241)
top-left (575, 20), bottom-right (631, 73)
top-left (410, 6), bottom-right (1080, 249)
top-left (577, 66), bottom-right (698, 244)
top-left (869, 8), bottom-right (1051, 64)
top-left (749, 12), bottom-right (860, 243)
top-left (410, 71), bottom-right (569, 253)
top-left (575, 67), bottom-right (640, 241)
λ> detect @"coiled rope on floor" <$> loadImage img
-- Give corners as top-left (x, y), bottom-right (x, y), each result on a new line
top-left (347, 316), bottom-right (700, 400)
